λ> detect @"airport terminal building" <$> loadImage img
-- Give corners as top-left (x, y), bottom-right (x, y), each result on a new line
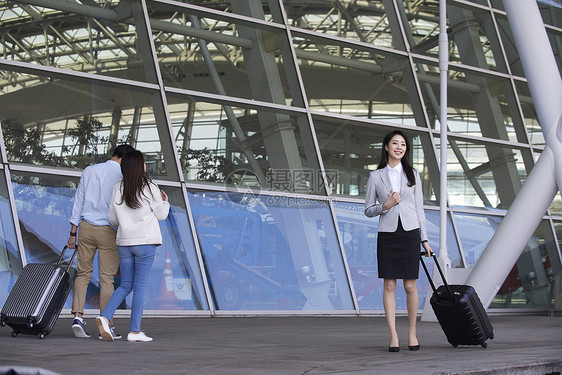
top-left (0, 0), bottom-right (561, 317)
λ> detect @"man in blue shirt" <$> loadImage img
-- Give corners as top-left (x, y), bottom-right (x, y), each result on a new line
top-left (67, 144), bottom-right (134, 339)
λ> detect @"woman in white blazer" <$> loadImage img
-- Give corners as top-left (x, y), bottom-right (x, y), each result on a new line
top-left (96, 150), bottom-right (170, 343)
top-left (364, 130), bottom-right (433, 353)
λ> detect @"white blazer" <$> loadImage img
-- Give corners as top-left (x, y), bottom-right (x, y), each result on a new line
top-left (364, 167), bottom-right (428, 242)
top-left (108, 181), bottom-right (170, 246)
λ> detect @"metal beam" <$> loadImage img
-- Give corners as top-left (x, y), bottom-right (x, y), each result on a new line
top-left (15, 0), bottom-right (118, 21)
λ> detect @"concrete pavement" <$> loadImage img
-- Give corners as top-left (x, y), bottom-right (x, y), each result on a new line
top-left (0, 314), bottom-right (561, 375)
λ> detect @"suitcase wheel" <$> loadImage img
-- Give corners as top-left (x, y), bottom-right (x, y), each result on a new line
top-left (38, 333), bottom-right (46, 339)
top-left (481, 342), bottom-right (488, 349)
top-left (11, 331), bottom-right (18, 337)
top-left (489, 332), bottom-right (494, 340)
top-left (27, 322), bottom-right (34, 329)
top-left (0, 321), bottom-right (5, 327)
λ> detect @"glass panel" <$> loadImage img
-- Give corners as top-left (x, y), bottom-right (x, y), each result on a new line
top-left (333, 201), bottom-right (381, 310)
top-left (417, 210), bottom-right (463, 307)
top-left (189, 190), bottom-right (354, 311)
top-left (165, 0), bottom-right (280, 22)
top-left (454, 211), bottom-right (504, 267)
top-left (554, 221), bottom-right (562, 249)
top-left (405, 3), bottom-right (504, 72)
top-left (168, 96), bottom-right (323, 194)
top-left (546, 28), bottom-right (562, 75)
top-left (491, 220), bottom-right (561, 309)
top-left (310, 118), bottom-right (435, 202)
top-left (11, 171), bottom-right (210, 312)
top-left (551, 192), bottom-right (562, 217)
top-left (333, 201), bottom-right (452, 310)
top-left (514, 80), bottom-right (545, 146)
top-left (292, 33), bottom-right (417, 124)
top-left (425, 210), bottom-right (463, 268)
top-left (494, 14), bottom-right (525, 78)
top-left (10, 171), bottom-right (79, 309)
top-left (142, 186), bottom-right (209, 311)
top-left (0, 3), bottom-right (148, 82)
top-left (539, 1), bottom-right (562, 29)
top-left (489, 0), bottom-right (505, 11)
top-left (443, 137), bottom-right (530, 210)
top-left (285, 3), bottom-right (393, 48)
top-left (0, 170), bottom-right (22, 307)
top-left (415, 62), bottom-right (518, 142)
top-left (0, 70), bottom-right (175, 179)
top-left (147, 3), bottom-right (301, 106)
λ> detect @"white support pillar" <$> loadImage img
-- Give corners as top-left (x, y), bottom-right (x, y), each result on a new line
top-left (438, 0), bottom-right (451, 272)
top-left (465, 0), bottom-right (562, 308)
top-left (466, 147), bottom-right (558, 308)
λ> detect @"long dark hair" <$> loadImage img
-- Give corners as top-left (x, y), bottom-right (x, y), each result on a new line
top-left (377, 130), bottom-right (415, 187)
top-left (119, 150), bottom-right (151, 209)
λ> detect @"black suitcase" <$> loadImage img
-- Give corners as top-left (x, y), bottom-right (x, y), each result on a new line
top-left (420, 253), bottom-right (494, 348)
top-left (0, 246), bottom-right (77, 339)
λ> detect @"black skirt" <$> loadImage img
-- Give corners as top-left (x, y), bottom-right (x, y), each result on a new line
top-left (377, 218), bottom-right (421, 279)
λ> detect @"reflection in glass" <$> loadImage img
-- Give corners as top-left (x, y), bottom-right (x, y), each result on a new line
top-left (168, 0), bottom-right (280, 22)
top-left (148, 3), bottom-right (300, 106)
top-left (0, 71), bottom-right (172, 179)
top-left (554, 221), bottom-right (562, 250)
top-left (445, 138), bottom-right (529, 210)
top-left (415, 63), bottom-right (517, 142)
top-left (10, 171), bottom-right (209, 312)
top-left (539, 3), bottom-right (562, 29)
top-left (333, 201), bottom-right (445, 310)
top-left (10, 171), bottom-right (79, 309)
top-left (425, 210), bottom-right (463, 268)
top-left (293, 35), bottom-right (415, 124)
top-left (189, 191), bottom-right (354, 310)
top-left (285, 4), bottom-right (393, 47)
top-left (491, 220), bottom-right (561, 309)
top-left (131, 186), bottom-right (208, 311)
top-left (514, 80), bottom-right (544, 146)
top-left (454, 212), bottom-right (504, 268)
top-left (0, 5), bottom-right (148, 82)
top-left (0, 170), bottom-right (21, 307)
top-left (407, 4), bottom-right (503, 72)
top-left (168, 98), bottom-right (322, 194)
top-left (311, 119), bottom-right (433, 201)
top-left (550, 192), bottom-right (562, 217)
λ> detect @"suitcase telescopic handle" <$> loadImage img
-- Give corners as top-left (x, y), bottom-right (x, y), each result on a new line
top-left (58, 245), bottom-right (78, 272)
top-left (420, 252), bottom-right (453, 298)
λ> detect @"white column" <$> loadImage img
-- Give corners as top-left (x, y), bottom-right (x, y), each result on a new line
top-left (438, 0), bottom-right (451, 271)
top-left (466, 147), bottom-right (558, 308)
top-left (465, 0), bottom-right (562, 308)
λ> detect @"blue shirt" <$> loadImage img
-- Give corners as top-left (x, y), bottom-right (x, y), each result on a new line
top-left (70, 160), bottom-right (122, 227)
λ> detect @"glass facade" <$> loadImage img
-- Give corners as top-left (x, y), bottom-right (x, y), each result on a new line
top-left (0, 0), bottom-right (560, 314)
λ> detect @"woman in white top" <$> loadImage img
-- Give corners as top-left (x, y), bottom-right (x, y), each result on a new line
top-left (96, 150), bottom-right (170, 342)
top-left (364, 130), bottom-right (433, 352)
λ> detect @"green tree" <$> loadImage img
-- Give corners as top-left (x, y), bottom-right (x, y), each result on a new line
top-left (180, 147), bottom-right (236, 182)
top-left (1, 119), bottom-right (64, 166)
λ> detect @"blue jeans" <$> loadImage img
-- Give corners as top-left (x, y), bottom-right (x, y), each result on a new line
top-left (101, 244), bottom-right (156, 332)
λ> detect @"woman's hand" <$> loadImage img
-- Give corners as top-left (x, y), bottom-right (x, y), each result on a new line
top-left (422, 241), bottom-right (433, 257)
top-left (160, 190), bottom-right (168, 202)
top-left (382, 190), bottom-right (400, 211)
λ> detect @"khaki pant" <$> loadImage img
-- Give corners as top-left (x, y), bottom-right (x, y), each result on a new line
top-left (72, 221), bottom-right (119, 318)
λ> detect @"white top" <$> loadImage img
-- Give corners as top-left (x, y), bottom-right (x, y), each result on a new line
top-left (108, 180), bottom-right (170, 246)
top-left (386, 163), bottom-right (403, 194)
top-left (70, 160), bottom-right (122, 227)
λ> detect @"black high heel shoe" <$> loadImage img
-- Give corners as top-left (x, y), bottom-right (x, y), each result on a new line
top-left (408, 344), bottom-right (420, 351)
top-left (388, 346), bottom-right (400, 352)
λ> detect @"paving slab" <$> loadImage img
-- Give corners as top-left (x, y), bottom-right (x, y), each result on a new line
top-left (0, 314), bottom-right (561, 375)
